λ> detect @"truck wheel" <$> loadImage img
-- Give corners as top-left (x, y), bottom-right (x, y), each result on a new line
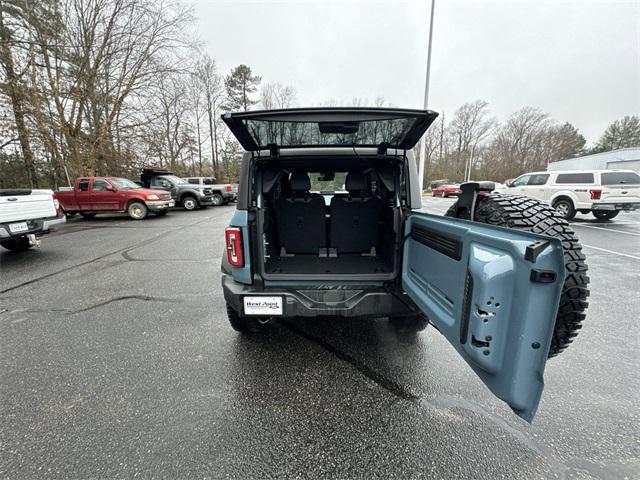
top-left (127, 201), bottom-right (148, 220)
top-left (446, 194), bottom-right (590, 358)
top-left (211, 193), bottom-right (224, 206)
top-left (0, 236), bottom-right (33, 251)
top-left (182, 196), bottom-right (198, 211)
top-left (388, 313), bottom-right (429, 333)
top-left (80, 212), bottom-right (96, 219)
top-left (592, 210), bottom-right (619, 221)
top-left (62, 208), bottom-right (76, 218)
top-left (226, 303), bottom-right (270, 333)
top-left (552, 198), bottom-right (576, 220)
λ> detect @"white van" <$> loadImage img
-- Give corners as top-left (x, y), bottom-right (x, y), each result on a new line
top-left (498, 170), bottom-right (640, 220)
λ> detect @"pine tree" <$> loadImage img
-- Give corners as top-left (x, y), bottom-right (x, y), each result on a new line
top-left (224, 65), bottom-right (261, 112)
top-left (593, 116), bottom-right (640, 153)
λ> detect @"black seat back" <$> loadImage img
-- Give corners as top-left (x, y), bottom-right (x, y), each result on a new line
top-left (330, 172), bottom-right (382, 254)
top-left (273, 172), bottom-right (326, 254)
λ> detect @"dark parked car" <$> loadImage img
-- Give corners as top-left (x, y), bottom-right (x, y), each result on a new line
top-left (183, 176), bottom-right (235, 205)
top-left (140, 168), bottom-right (215, 210)
top-left (219, 107), bottom-right (589, 422)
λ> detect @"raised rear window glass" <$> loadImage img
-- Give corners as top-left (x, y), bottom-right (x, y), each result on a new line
top-left (555, 173), bottom-right (594, 184)
top-left (601, 172), bottom-right (640, 185)
top-left (244, 117), bottom-right (416, 148)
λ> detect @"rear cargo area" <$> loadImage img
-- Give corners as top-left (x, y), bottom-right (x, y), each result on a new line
top-left (257, 161), bottom-right (402, 280)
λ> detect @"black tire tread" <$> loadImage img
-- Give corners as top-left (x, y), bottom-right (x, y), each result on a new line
top-left (446, 193), bottom-right (589, 358)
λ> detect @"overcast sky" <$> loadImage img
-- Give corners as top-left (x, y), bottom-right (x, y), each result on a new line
top-left (193, 0), bottom-right (640, 145)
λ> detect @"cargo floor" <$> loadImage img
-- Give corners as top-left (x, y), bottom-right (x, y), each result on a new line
top-left (264, 254), bottom-right (392, 275)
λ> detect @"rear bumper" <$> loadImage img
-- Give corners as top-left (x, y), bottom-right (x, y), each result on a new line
top-left (0, 213), bottom-right (66, 239)
top-left (591, 202), bottom-right (640, 211)
top-left (221, 274), bottom-right (416, 318)
top-left (146, 200), bottom-right (175, 211)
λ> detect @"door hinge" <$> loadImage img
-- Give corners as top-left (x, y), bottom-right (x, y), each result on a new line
top-left (377, 142), bottom-right (390, 157)
top-left (266, 143), bottom-right (279, 158)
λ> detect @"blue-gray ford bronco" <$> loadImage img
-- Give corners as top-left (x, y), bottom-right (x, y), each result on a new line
top-left (219, 107), bottom-right (589, 422)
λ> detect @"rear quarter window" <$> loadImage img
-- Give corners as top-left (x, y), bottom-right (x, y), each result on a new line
top-left (601, 172), bottom-right (640, 185)
top-left (555, 173), bottom-right (594, 184)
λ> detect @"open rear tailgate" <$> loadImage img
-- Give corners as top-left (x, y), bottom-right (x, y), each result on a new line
top-left (221, 107), bottom-right (438, 152)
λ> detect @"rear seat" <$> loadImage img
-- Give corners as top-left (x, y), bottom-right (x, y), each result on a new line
top-left (273, 172), bottom-right (326, 254)
top-left (329, 172), bottom-right (382, 254)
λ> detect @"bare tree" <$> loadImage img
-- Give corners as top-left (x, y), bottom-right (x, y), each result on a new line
top-left (196, 55), bottom-right (224, 179)
top-left (32, 0), bottom-right (193, 175)
top-left (261, 81), bottom-right (296, 109)
top-left (0, 0), bottom-right (40, 186)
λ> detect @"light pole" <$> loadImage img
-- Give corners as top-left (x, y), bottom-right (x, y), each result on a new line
top-left (417, 0), bottom-right (436, 193)
top-left (465, 143), bottom-right (476, 182)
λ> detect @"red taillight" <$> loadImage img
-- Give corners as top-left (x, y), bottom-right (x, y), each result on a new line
top-left (53, 198), bottom-right (61, 215)
top-left (590, 189), bottom-right (602, 200)
top-left (226, 185), bottom-right (233, 192)
top-left (225, 227), bottom-right (244, 267)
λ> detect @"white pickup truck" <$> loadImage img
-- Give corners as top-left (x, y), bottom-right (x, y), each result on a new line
top-left (497, 170), bottom-right (640, 221)
top-left (0, 189), bottom-right (66, 251)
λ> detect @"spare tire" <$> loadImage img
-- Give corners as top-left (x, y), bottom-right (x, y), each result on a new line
top-left (446, 193), bottom-right (590, 358)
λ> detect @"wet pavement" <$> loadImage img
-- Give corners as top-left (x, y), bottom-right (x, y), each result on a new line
top-left (1, 199), bottom-right (638, 479)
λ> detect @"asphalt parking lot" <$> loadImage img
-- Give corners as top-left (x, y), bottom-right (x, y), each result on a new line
top-left (1, 198), bottom-right (639, 479)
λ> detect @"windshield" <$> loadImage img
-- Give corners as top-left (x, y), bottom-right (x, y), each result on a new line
top-left (111, 178), bottom-right (141, 189)
top-left (601, 172), bottom-right (640, 185)
top-left (160, 175), bottom-right (188, 185)
top-left (309, 172), bottom-right (347, 193)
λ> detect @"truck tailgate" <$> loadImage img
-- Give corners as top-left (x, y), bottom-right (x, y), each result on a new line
top-left (601, 184), bottom-right (640, 203)
top-left (0, 189), bottom-right (57, 223)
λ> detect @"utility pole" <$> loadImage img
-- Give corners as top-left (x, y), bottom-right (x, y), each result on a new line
top-left (417, 0), bottom-right (436, 193)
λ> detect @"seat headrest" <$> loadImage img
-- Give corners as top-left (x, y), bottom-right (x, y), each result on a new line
top-left (289, 172), bottom-right (311, 192)
top-left (345, 172), bottom-right (366, 193)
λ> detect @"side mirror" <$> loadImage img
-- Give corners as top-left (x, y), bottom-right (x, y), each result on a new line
top-left (505, 180), bottom-right (513, 187)
top-left (105, 184), bottom-right (115, 191)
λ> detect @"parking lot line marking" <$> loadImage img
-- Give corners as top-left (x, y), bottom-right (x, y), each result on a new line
top-left (571, 224), bottom-right (640, 237)
top-left (582, 244), bottom-right (640, 260)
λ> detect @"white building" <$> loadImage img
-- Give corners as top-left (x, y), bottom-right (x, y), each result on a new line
top-left (547, 148), bottom-right (640, 172)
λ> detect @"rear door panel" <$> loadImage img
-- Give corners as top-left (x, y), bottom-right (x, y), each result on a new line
top-left (402, 212), bottom-right (565, 422)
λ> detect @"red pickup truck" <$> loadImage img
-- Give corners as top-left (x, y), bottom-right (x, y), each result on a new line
top-left (56, 177), bottom-right (175, 220)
